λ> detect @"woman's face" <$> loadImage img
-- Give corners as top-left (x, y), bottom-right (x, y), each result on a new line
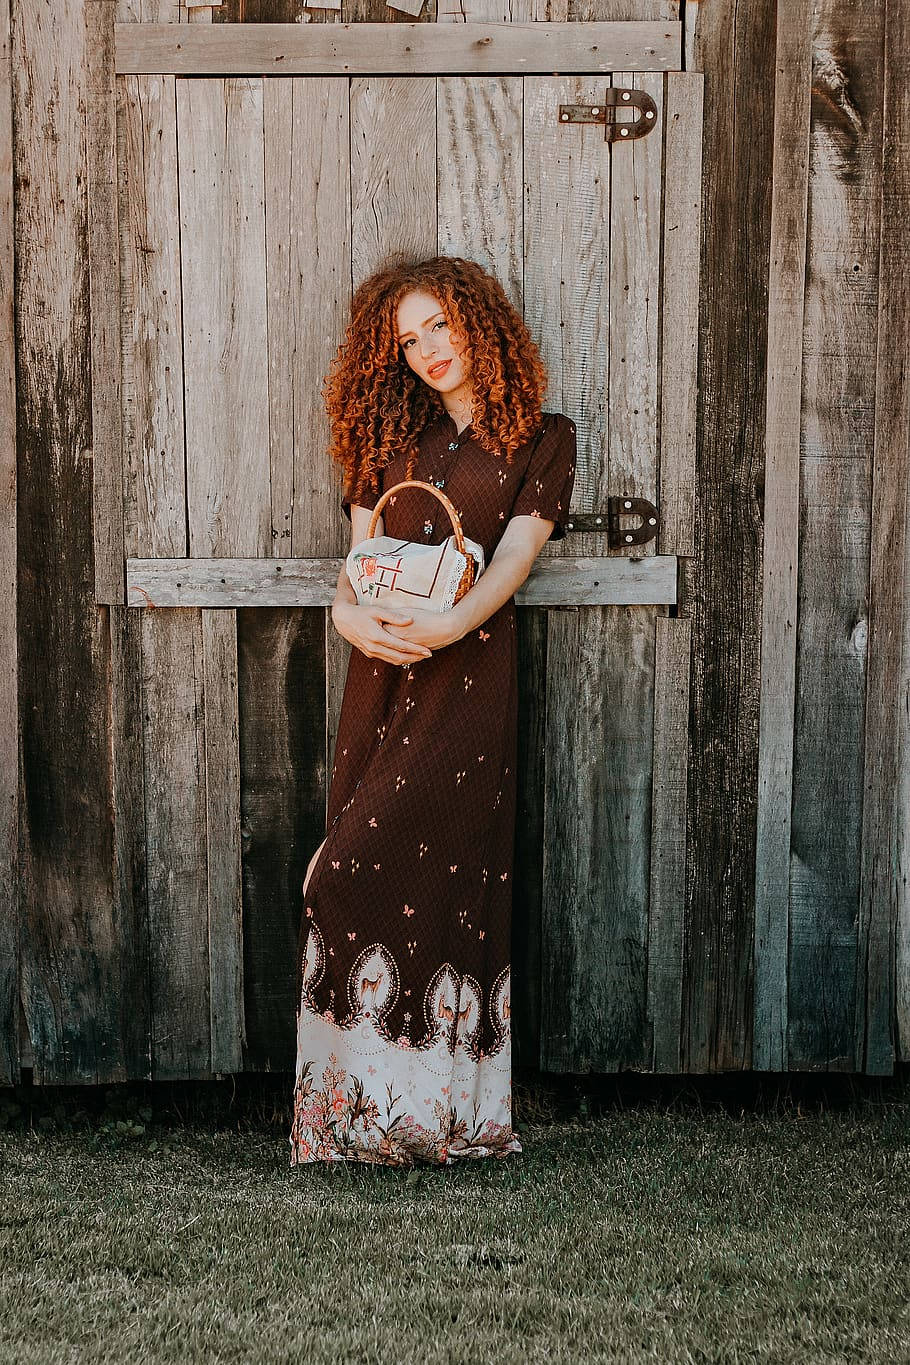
top-left (395, 290), bottom-right (472, 404)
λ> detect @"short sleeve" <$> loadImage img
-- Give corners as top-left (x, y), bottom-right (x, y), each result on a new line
top-left (341, 466), bottom-right (383, 522)
top-left (510, 413), bottom-right (577, 540)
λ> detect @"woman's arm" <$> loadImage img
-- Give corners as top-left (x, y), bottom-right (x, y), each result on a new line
top-left (384, 513), bottom-right (558, 650)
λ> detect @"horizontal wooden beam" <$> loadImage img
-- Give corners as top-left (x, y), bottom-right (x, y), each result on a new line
top-left (126, 555), bottom-right (678, 608)
top-left (114, 22), bottom-right (682, 76)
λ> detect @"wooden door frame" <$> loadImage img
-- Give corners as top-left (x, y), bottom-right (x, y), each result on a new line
top-left (88, 16), bottom-right (694, 611)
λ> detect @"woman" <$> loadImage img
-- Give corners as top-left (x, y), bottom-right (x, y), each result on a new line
top-left (289, 254), bottom-right (576, 1167)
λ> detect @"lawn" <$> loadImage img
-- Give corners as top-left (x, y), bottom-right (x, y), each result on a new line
top-left (0, 1072), bottom-right (908, 1363)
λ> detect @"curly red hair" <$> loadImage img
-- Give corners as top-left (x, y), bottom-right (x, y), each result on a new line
top-left (321, 254), bottom-right (549, 508)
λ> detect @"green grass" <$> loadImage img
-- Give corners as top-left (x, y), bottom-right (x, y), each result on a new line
top-left (1, 1073), bottom-right (909, 1363)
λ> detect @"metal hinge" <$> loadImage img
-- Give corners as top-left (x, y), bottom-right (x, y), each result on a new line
top-left (565, 495), bottom-right (659, 549)
top-left (558, 88), bottom-right (658, 142)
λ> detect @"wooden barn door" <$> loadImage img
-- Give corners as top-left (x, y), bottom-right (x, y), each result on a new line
top-left (90, 23), bottom-right (702, 1077)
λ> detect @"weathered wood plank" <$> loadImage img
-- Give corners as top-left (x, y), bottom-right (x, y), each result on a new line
top-left (524, 68), bottom-right (629, 1070)
top-left (0, 0), bottom-right (17, 1083)
top-left (125, 554), bottom-right (678, 605)
top-left (647, 614), bottom-right (690, 1070)
top-left (264, 76), bottom-right (350, 560)
top-left (350, 76), bottom-right (435, 283)
top-left (752, 0), bottom-right (811, 1072)
top-left (238, 607), bottom-right (325, 1070)
top-left (789, 5), bottom-right (883, 1071)
top-left (525, 75), bottom-right (608, 517)
top-left (645, 71), bottom-right (702, 1072)
top-left (686, 0), bottom-right (776, 1071)
top-left (141, 609), bottom-right (211, 1079)
top-left (658, 70), bottom-right (702, 559)
top-left (897, 0), bottom-right (910, 1064)
top-left (86, 0), bottom-right (125, 605)
top-left (203, 610), bottom-right (245, 1073)
top-left (14, 0), bottom-right (137, 1083)
top-left (118, 73), bottom-right (187, 559)
top-left (860, 0), bottom-right (909, 1074)
top-left (114, 21), bottom-right (683, 74)
top-left (176, 76), bottom-right (271, 558)
top-left (437, 77), bottom-right (523, 306)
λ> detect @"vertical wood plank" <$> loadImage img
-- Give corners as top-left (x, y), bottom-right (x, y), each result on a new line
top-left (647, 615), bottom-right (691, 1069)
top-left (657, 70), bottom-right (702, 561)
top-left (0, 0), bottom-right (17, 1083)
top-left (15, 0), bottom-right (139, 1083)
top-left (860, 0), bottom-right (909, 1073)
top-left (437, 77), bottom-right (523, 309)
top-left (265, 76), bottom-right (350, 561)
top-left (87, 0), bottom-right (125, 605)
top-left (118, 72), bottom-right (186, 559)
top-left (177, 75), bottom-right (271, 558)
top-left (789, 6), bottom-right (883, 1070)
top-left (753, 0), bottom-right (812, 1072)
top-left (686, 0), bottom-right (777, 1071)
top-left (349, 76), bottom-right (436, 288)
top-left (203, 610), bottom-right (244, 1072)
top-left (647, 70), bottom-right (702, 1072)
top-left (141, 608), bottom-right (211, 1078)
top-left (238, 608), bottom-right (326, 1069)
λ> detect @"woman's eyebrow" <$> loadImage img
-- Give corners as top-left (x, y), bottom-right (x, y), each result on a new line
top-left (396, 312), bottom-right (442, 340)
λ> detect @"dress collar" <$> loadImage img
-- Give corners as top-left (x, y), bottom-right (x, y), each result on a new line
top-left (439, 408), bottom-right (473, 442)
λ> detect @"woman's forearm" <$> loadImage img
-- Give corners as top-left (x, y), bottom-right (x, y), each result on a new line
top-left (446, 548), bottom-right (532, 642)
top-left (332, 562), bottom-right (357, 616)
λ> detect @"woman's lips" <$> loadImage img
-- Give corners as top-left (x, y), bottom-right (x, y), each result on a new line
top-left (427, 359), bottom-right (451, 378)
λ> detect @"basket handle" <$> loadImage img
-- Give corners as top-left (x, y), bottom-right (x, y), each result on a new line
top-left (367, 479), bottom-right (468, 552)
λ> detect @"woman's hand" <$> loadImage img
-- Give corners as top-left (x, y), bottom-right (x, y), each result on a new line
top-left (332, 601), bottom-right (436, 665)
top-left (383, 607), bottom-right (461, 653)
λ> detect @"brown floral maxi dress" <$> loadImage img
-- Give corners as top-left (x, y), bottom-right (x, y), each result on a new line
top-left (289, 409), bottom-right (577, 1166)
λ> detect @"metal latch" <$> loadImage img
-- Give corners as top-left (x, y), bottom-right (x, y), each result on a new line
top-left (558, 88), bottom-right (658, 142)
top-left (564, 496), bottom-right (659, 549)
top-left (609, 495), bottom-right (658, 548)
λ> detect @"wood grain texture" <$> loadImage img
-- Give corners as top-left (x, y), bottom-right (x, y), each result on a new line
top-left (658, 70), bottom-right (701, 560)
top-left (14, 0), bottom-right (141, 1083)
top-left (264, 76), bottom-right (350, 560)
top-left (203, 610), bottom-right (245, 1072)
top-left (753, 0), bottom-right (811, 1072)
top-left (141, 609), bottom-right (211, 1079)
top-left (647, 614), bottom-right (690, 1069)
top-left (0, 0), bottom-right (16, 1083)
top-left (860, 0), bottom-right (909, 1073)
top-left (114, 21), bottom-right (683, 73)
top-left (350, 76), bottom-right (436, 285)
top-left (789, 4), bottom-right (883, 1071)
top-left (895, 0), bottom-right (910, 1063)
top-left (685, 0), bottom-right (776, 1071)
top-left (117, 72), bottom-right (187, 559)
top-left (522, 63), bottom-right (610, 1069)
top-left (86, 0), bottom-right (126, 604)
top-left (238, 607), bottom-right (326, 1070)
top-left (177, 77), bottom-right (271, 558)
top-left (436, 76), bottom-right (524, 309)
top-left (125, 554), bottom-right (678, 605)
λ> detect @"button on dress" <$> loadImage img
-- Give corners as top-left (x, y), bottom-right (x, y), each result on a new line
top-left (289, 409), bottom-right (577, 1167)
